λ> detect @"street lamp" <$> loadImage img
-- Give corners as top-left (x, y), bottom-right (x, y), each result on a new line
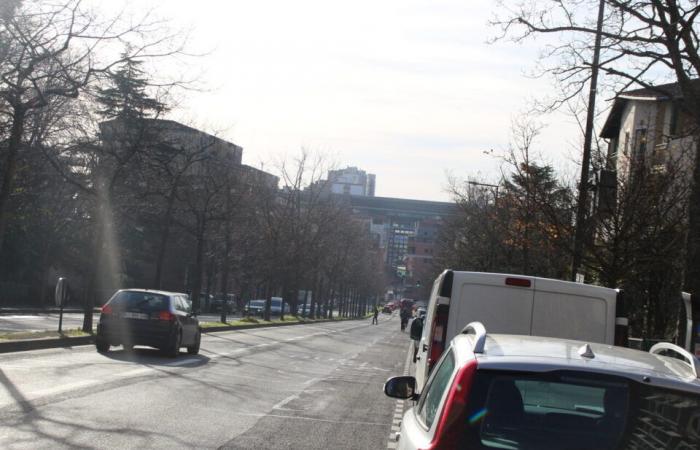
top-left (467, 181), bottom-right (500, 199)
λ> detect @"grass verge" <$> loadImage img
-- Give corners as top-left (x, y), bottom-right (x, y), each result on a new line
top-left (0, 328), bottom-right (92, 342)
top-left (200, 314), bottom-right (369, 329)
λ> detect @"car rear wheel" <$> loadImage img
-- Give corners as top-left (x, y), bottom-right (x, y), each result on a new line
top-left (165, 330), bottom-right (181, 358)
top-left (187, 330), bottom-right (201, 355)
top-left (96, 338), bottom-right (110, 353)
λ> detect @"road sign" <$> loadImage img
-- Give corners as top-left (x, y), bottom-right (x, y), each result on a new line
top-left (55, 277), bottom-right (69, 334)
top-left (55, 277), bottom-right (68, 307)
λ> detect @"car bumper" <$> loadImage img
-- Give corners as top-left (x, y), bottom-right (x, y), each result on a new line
top-left (97, 320), bottom-right (175, 348)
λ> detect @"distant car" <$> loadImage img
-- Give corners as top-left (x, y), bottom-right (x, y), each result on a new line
top-left (298, 303), bottom-right (312, 316)
top-left (244, 298), bottom-right (292, 316)
top-left (244, 299), bottom-right (266, 316)
top-left (385, 322), bottom-right (700, 449)
top-left (382, 306), bottom-right (392, 314)
top-left (269, 297), bottom-right (290, 316)
top-left (96, 289), bottom-right (201, 357)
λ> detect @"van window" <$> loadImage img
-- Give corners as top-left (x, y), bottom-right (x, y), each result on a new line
top-left (417, 348), bottom-right (455, 429)
top-left (462, 370), bottom-right (700, 450)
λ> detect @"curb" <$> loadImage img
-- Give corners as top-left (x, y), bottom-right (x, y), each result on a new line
top-left (0, 308), bottom-right (101, 315)
top-left (0, 335), bottom-right (95, 354)
top-left (0, 316), bottom-right (372, 354)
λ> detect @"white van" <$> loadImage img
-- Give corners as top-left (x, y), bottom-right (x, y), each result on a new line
top-left (414, 270), bottom-right (627, 392)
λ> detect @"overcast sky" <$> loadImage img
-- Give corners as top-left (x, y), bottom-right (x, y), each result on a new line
top-left (110, 0), bottom-right (587, 202)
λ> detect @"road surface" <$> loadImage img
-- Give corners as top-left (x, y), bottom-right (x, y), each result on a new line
top-left (0, 314), bottom-right (408, 449)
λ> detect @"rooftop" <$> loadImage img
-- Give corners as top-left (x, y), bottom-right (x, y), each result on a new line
top-left (452, 332), bottom-right (700, 393)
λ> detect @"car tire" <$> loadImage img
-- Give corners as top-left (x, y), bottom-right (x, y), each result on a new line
top-left (96, 338), bottom-right (110, 353)
top-left (187, 330), bottom-right (201, 355)
top-left (165, 330), bottom-right (181, 358)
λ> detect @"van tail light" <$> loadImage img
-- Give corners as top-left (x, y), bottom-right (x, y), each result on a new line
top-left (614, 289), bottom-right (629, 347)
top-left (505, 277), bottom-right (531, 287)
top-left (101, 305), bottom-right (113, 315)
top-left (431, 360), bottom-right (479, 448)
top-left (428, 304), bottom-right (450, 372)
top-left (158, 310), bottom-right (175, 321)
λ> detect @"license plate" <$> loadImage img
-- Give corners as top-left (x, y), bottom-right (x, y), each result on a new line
top-left (122, 312), bottom-right (148, 320)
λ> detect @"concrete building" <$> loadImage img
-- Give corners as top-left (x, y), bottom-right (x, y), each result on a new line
top-left (327, 167), bottom-right (376, 197)
top-left (343, 195), bottom-right (456, 289)
top-left (600, 80), bottom-right (698, 181)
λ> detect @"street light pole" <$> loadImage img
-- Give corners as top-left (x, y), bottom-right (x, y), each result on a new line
top-left (467, 181), bottom-right (500, 199)
top-left (571, 0), bottom-right (605, 282)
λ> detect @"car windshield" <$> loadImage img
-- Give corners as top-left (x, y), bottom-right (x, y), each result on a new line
top-left (462, 370), bottom-right (700, 450)
top-left (249, 300), bottom-right (265, 307)
top-left (108, 291), bottom-right (169, 312)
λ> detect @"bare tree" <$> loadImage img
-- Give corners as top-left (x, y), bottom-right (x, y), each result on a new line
top-left (0, 0), bottom-right (185, 260)
top-left (492, 0), bottom-right (700, 296)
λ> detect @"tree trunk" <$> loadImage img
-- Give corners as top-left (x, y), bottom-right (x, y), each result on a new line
top-left (0, 106), bottom-right (26, 258)
top-left (153, 190), bottom-right (178, 288)
top-left (190, 222), bottom-right (206, 313)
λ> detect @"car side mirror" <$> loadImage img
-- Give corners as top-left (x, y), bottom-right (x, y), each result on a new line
top-left (384, 376), bottom-right (418, 400)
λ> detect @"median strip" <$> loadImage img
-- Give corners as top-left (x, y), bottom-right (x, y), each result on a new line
top-left (0, 315), bottom-right (373, 354)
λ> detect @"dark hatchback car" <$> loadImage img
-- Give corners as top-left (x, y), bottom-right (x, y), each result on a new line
top-left (96, 289), bottom-right (201, 357)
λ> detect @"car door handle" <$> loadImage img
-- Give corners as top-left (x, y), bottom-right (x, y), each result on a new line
top-left (416, 355), bottom-right (421, 361)
top-left (422, 344), bottom-right (428, 352)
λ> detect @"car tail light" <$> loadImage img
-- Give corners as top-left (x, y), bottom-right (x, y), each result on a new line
top-left (101, 305), bottom-right (113, 315)
top-left (431, 360), bottom-right (479, 448)
top-left (158, 310), bottom-right (175, 321)
top-left (428, 304), bottom-right (449, 372)
top-left (505, 277), bottom-right (531, 287)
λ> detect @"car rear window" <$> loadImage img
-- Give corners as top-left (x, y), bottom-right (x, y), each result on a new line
top-left (461, 370), bottom-right (700, 449)
top-left (107, 291), bottom-right (169, 312)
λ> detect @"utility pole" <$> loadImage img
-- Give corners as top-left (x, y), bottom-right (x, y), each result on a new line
top-left (571, 0), bottom-right (605, 282)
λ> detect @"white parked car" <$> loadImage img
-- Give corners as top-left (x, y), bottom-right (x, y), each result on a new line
top-left (385, 322), bottom-right (700, 450)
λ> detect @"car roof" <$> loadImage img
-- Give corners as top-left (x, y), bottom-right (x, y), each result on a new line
top-left (451, 332), bottom-right (700, 394)
top-left (118, 288), bottom-right (186, 297)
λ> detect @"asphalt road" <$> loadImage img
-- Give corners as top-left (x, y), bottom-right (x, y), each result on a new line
top-left (0, 313), bottom-right (237, 333)
top-left (0, 314), bottom-right (408, 449)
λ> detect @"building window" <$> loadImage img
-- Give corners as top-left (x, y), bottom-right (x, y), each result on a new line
top-left (669, 102), bottom-right (680, 137)
top-left (632, 128), bottom-right (647, 166)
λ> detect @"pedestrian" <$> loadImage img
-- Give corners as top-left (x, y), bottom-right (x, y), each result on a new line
top-left (372, 306), bottom-right (379, 325)
top-left (410, 314), bottom-right (424, 363)
top-left (400, 307), bottom-right (409, 331)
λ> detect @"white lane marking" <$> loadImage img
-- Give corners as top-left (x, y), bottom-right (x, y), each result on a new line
top-left (303, 377), bottom-right (319, 386)
top-left (387, 339), bottom-right (413, 449)
top-left (272, 394), bottom-right (298, 410)
top-left (235, 411), bottom-right (388, 426)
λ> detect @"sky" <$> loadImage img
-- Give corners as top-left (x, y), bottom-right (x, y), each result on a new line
top-left (104, 0), bottom-right (588, 202)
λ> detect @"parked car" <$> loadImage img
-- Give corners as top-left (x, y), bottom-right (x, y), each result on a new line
top-left (269, 297), bottom-right (290, 315)
top-left (297, 303), bottom-right (312, 316)
top-left (96, 289), bottom-right (201, 357)
top-left (382, 306), bottom-right (392, 314)
top-left (385, 321), bottom-right (700, 449)
top-left (415, 270), bottom-right (625, 393)
top-left (244, 299), bottom-right (266, 316)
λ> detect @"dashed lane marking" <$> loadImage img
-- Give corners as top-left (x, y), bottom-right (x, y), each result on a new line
top-left (387, 340), bottom-right (413, 449)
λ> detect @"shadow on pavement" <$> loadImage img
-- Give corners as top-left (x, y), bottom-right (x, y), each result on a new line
top-left (98, 347), bottom-right (210, 368)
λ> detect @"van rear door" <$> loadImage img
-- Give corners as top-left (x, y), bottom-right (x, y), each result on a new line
top-left (531, 278), bottom-right (616, 344)
top-left (448, 273), bottom-right (535, 340)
